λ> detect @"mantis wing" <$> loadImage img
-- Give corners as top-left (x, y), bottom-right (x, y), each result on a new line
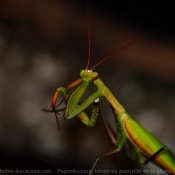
top-left (125, 116), bottom-right (175, 171)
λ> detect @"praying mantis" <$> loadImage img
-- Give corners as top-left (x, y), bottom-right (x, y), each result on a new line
top-left (45, 0), bottom-right (175, 174)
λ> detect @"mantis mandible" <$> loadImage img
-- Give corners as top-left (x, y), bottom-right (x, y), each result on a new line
top-left (47, 0), bottom-right (175, 174)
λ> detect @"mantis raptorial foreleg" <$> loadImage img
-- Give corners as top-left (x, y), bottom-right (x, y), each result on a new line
top-left (51, 78), bottom-right (101, 130)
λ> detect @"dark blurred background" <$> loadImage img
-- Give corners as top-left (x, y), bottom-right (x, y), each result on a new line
top-left (0, 0), bottom-right (175, 174)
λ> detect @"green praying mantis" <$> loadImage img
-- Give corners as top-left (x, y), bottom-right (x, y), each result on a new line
top-left (45, 1), bottom-right (175, 174)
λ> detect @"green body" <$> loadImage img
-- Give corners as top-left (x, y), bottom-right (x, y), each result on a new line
top-left (55, 69), bottom-right (175, 173)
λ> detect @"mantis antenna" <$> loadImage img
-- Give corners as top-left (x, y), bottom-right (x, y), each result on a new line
top-left (85, 0), bottom-right (91, 70)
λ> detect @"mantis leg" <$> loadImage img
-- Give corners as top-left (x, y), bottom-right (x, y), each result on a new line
top-left (99, 111), bottom-right (116, 145)
top-left (89, 147), bottom-right (122, 175)
top-left (89, 111), bottom-right (127, 175)
top-left (76, 98), bottom-right (100, 127)
top-left (51, 85), bottom-right (100, 128)
top-left (52, 78), bottom-right (83, 111)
